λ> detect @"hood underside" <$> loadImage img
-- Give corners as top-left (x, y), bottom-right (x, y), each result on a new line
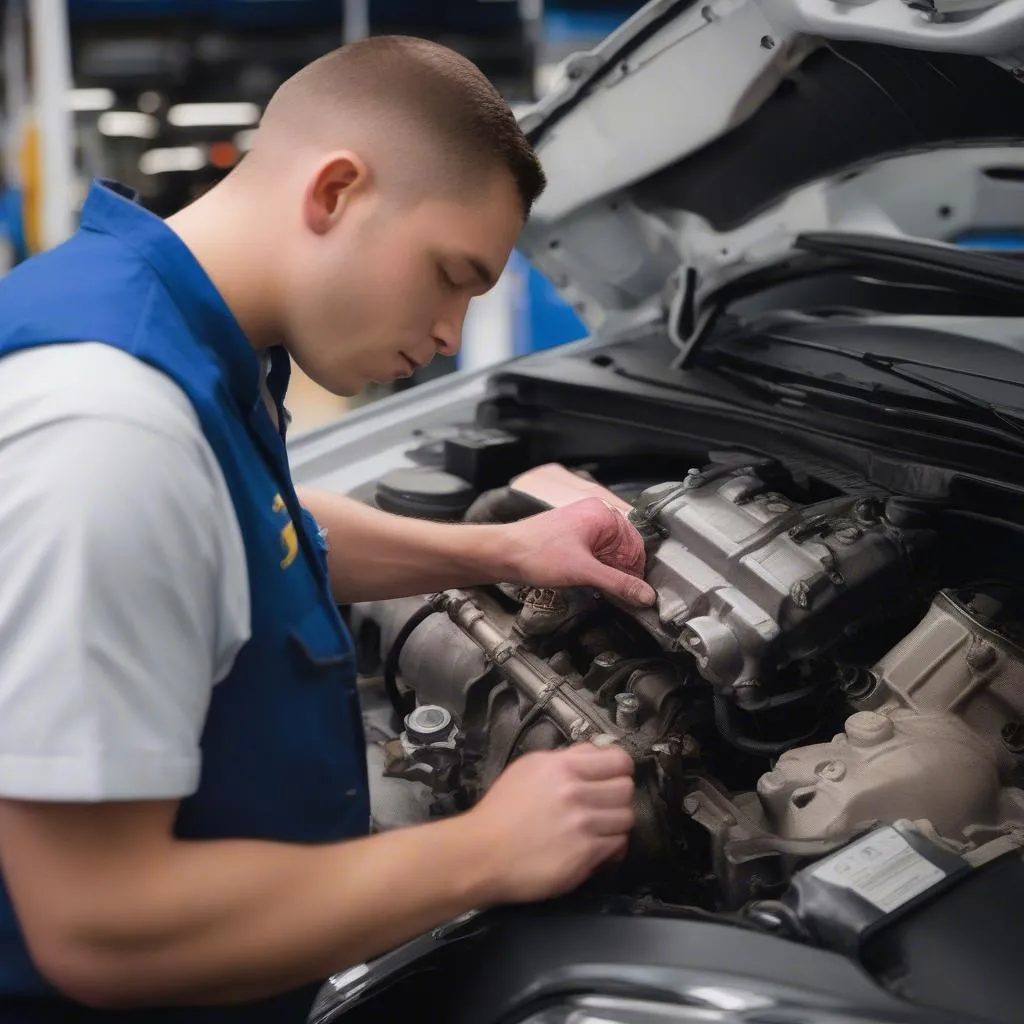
top-left (517, 0), bottom-right (1024, 330)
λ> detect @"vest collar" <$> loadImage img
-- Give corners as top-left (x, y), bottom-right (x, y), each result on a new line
top-left (79, 178), bottom-right (282, 416)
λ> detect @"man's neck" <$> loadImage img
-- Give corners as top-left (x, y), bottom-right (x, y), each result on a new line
top-left (165, 181), bottom-right (283, 352)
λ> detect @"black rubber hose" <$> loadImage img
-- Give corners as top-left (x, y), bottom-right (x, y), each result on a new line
top-left (383, 604), bottom-right (437, 721)
top-left (463, 487), bottom-right (542, 524)
top-left (713, 693), bottom-right (822, 758)
top-left (499, 703), bottom-right (548, 770)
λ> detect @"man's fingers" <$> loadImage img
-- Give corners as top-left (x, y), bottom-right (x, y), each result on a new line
top-left (589, 808), bottom-right (636, 837)
top-left (594, 835), bottom-right (630, 866)
top-left (590, 564), bottom-right (656, 607)
top-left (565, 743), bottom-right (635, 780)
top-left (595, 512), bottom-right (647, 577)
top-left (578, 777), bottom-right (636, 809)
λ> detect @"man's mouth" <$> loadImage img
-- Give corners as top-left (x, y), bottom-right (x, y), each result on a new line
top-left (400, 352), bottom-right (420, 374)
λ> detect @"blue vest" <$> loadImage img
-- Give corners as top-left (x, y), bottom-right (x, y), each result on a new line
top-left (0, 180), bottom-right (370, 1022)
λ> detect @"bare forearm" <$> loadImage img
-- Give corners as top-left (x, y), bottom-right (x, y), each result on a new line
top-left (38, 816), bottom-right (494, 1008)
top-left (297, 487), bottom-right (517, 603)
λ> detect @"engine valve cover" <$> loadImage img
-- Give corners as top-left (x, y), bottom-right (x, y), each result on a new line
top-left (622, 464), bottom-right (930, 702)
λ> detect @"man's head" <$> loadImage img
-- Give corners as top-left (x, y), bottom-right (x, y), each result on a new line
top-left (237, 35), bottom-right (545, 395)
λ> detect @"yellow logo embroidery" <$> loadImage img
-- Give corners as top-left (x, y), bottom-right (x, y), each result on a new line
top-left (272, 493), bottom-right (298, 569)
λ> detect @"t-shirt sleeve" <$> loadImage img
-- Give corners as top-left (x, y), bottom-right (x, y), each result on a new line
top-left (0, 414), bottom-right (250, 802)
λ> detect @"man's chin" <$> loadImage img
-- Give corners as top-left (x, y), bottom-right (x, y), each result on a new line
top-left (370, 368), bottom-right (413, 386)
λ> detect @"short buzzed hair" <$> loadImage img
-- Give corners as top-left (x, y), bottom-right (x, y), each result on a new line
top-left (256, 35), bottom-right (546, 217)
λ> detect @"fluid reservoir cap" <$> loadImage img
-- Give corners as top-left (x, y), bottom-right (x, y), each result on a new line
top-left (845, 710), bottom-right (894, 747)
top-left (376, 467), bottom-right (477, 521)
top-left (405, 704), bottom-right (454, 744)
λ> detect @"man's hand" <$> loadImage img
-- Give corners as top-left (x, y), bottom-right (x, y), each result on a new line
top-left (466, 743), bottom-right (636, 904)
top-left (503, 498), bottom-right (656, 607)
top-left (296, 488), bottom-right (656, 606)
top-left (0, 746), bottom-right (635, 1008)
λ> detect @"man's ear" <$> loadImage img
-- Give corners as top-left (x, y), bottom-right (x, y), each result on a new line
top-left (303, 152), bottom-right (370, 235)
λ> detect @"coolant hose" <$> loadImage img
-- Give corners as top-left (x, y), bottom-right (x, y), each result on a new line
top-left (713, 693), bottom-right (821, 758)
top-left (463, 487), bottom-right (544, 524)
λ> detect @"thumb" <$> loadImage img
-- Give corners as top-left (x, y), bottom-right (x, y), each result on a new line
top-left (589, 563), bottom-right (656, 607)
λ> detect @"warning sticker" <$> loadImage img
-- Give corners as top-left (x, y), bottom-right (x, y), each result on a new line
top-left (812, 827), bottom-right (947, 913)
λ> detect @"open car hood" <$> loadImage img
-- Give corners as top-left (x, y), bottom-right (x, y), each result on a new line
top-left (516, 0), bottom-right (1024, 333)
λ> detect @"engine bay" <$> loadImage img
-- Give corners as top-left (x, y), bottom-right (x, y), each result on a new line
top-left (351, 447), bottom-right (1024, 922)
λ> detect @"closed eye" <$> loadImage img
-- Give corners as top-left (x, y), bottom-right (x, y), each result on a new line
top-left (438, 263), bottom-right (460, 291)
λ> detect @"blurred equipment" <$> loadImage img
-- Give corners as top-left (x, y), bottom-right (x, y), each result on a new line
top-left (28, 0), bottom-right (76, 249)
top-left (1, 0), bottom-right (76, 257)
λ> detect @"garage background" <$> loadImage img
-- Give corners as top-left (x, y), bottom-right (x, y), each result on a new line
top-left (0, 0), bottom-right (647, 429)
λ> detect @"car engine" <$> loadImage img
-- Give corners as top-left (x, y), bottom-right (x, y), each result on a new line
top-left (352, 454), bottom-right (1024, 911)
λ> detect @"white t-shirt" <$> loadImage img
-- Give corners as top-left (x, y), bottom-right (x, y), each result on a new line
top-left (0, 343), bottom-right (251, 801)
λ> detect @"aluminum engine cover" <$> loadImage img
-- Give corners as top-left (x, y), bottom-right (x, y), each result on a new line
top-left (753, 590), bottom-right (1024, 850)
top-left (626, 464), bottom-right (930, 702)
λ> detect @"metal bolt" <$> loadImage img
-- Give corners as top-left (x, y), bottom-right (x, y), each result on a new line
top-left (791, 581), bottom-right (810, 609)
top-left (1001, 721), bottom-right (1024, 754)
top-left (760, 35), bottom-right (776, 49)
top-left (835, 526), bottom-right (861, 543)
top-left (967, 639), bottom-right (997, 671)
top-left (679, 735), bottom-right (699, 758)
top-left (614, 693), bottom-right (640, 731)
top-left (569, 718), bottom-right (591, 741)
top-left (748, 908), bottom-right (784, 930)
top-left (1014, 66), bottom-right (1024, 80)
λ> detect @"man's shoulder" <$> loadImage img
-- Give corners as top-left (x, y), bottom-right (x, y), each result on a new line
top-left (0, 342), bottom-right (199, 442)
top-left (0, 342), bottom-right (243, 558)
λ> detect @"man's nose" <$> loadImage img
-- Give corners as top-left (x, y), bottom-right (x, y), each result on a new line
top-left (431, 314), bottom-right (466, 357)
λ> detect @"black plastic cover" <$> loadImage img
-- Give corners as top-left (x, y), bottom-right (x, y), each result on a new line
top-left (375, 467), bottom-right (477, 520)
top-left (308, 899), bottom-right (983, 1024)
top-left (862, 849), bottom-right (1024, 1024)
top-left (781, 823), bottom-right (969, 956)
top-left (443, 428), bottom-right (527, 491)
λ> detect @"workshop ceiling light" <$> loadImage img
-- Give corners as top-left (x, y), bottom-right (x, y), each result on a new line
top-left (139, 146), bottom-right (206, 175)
top-left (70, 88), bottom-right (115, 112)
top-left (167, 102), bottom-right (260, 128)
top-left (234, 129), bottom-right (256, 152)
top-left (97, 111), bottom-right (158, 139)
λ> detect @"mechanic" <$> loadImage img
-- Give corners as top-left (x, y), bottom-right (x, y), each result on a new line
top-left (0, 35), bottom-right (656, 1024)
